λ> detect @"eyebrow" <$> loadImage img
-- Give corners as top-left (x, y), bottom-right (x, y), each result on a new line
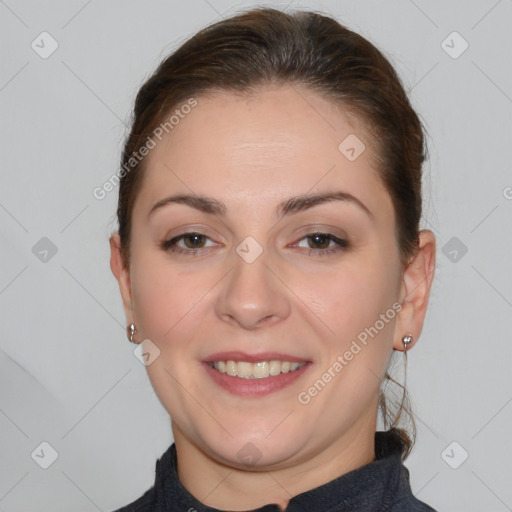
top-left (147, 190), bottom-right (374, 220)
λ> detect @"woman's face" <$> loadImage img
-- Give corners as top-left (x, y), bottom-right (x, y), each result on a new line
top-left (116, 84), bottom-right (409, 468)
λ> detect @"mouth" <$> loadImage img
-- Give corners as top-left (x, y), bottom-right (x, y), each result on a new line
top-left (207, 360), bottom-right (307, 379)
top-left (202, 352), bottom-right (312, 397)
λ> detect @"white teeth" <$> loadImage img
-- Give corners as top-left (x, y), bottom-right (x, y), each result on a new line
top-left (226, 360), bottom-right (237, 376)
top-left (211, 360), bottom-right (306, 379)
top-left (236, 361), bottom-right (253, 379)
top-left (253, 361), bottom-right (270, 378)
top-left (269, 360), bottom-right (281, 376)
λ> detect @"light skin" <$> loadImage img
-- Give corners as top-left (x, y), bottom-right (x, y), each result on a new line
top-left (110, 84), bottom-right (436, 511)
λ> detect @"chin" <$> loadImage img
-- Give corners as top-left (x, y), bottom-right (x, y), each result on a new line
top-left (195, 424), bottom-right (307, 470)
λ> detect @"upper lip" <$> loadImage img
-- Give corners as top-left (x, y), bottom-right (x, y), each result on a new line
top-left (203, 351), bottom-right (310, 363)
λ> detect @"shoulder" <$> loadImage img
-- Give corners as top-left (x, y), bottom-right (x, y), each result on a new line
top-left (109, 443), bottom-right (177, 512)
top-left (375, 430), bottom-right (438, 512)
top-left (109, 487), bottom-right (156, 512)
top-left (388, 495), bottom-right (438, 511)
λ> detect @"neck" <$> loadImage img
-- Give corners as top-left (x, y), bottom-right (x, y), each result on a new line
top-left (172, 420), bottom-right (376, 511)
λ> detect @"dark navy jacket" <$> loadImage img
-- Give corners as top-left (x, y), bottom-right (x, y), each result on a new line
top-left (113, 429), bottom-right (437, 511)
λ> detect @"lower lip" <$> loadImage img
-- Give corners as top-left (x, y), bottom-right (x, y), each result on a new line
top-left (202, 362), bottom-right (312, 397)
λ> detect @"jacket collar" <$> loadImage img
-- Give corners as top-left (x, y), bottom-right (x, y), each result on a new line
top-left (152, 430), bottom-right (414, 512)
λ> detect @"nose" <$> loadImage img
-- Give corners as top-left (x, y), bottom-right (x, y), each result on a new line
top-left (214, 249), bottom-right (291, 330)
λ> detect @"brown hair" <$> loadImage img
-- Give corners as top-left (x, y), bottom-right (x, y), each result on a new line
top-left (116, 7), bottom-right (426, 458)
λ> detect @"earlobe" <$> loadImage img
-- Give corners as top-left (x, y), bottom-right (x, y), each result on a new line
top-left (109, 233), bottom-right (133, 321)
top-left (393, 230), bottom-right (436, 351)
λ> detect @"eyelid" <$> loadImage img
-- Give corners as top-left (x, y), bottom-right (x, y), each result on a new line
top-left (289, 223), bottom-right (349, 239)
top-left (164, 225), bottom-right (221, 243)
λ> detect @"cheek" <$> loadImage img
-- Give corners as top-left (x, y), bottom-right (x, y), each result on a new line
top-left (129, 251), bottom-right (204, 342)
top-left (298, 255), bottom-right (399, 344)
top-left (128, 255), bottom-right (208, 415)
top-left (296, 257), bottom-right (400, 420)
top-left (293, 257), bottom-right (400, 411)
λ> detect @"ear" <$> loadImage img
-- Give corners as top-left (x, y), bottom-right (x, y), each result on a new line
top-left (394, 229), bottom-right (436, 351)
top-left (109, 233), bottom-right (133, 324)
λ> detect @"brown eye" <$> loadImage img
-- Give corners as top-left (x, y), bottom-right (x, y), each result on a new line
top-left (161, 232), bottom-right (216, 254)
top-left (293, 232), bottom-right (349, 256)
top-left (307, 234), bottom-right (331, 249)
top-left (182, 233), bottom-right (206, 248)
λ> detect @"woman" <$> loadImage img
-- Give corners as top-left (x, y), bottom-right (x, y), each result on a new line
top-left (110, 7), bottom-right (436, 511)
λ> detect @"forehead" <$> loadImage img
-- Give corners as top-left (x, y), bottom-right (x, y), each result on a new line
top-left (134, 84), bottom-right (392, 220)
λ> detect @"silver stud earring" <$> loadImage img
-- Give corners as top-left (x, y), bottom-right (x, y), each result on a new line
top-left (402, 334), bottom-right (413, 352)
top-left (127, 323), bottom-right (137, 343)
top-left (400, 334), bottom-right (413, 395)
top-left (401, 334), bottom-right (413, 385)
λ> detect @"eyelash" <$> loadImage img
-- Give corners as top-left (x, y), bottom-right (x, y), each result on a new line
top-left (160, 232), bottom-right (349, 257)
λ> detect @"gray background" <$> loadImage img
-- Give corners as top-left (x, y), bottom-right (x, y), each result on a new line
top-left (1, 0), bottom-right (511, 511)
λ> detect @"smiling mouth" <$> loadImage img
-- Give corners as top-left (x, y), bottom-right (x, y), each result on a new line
top-left (208, 360), bottom-right (307, 379)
